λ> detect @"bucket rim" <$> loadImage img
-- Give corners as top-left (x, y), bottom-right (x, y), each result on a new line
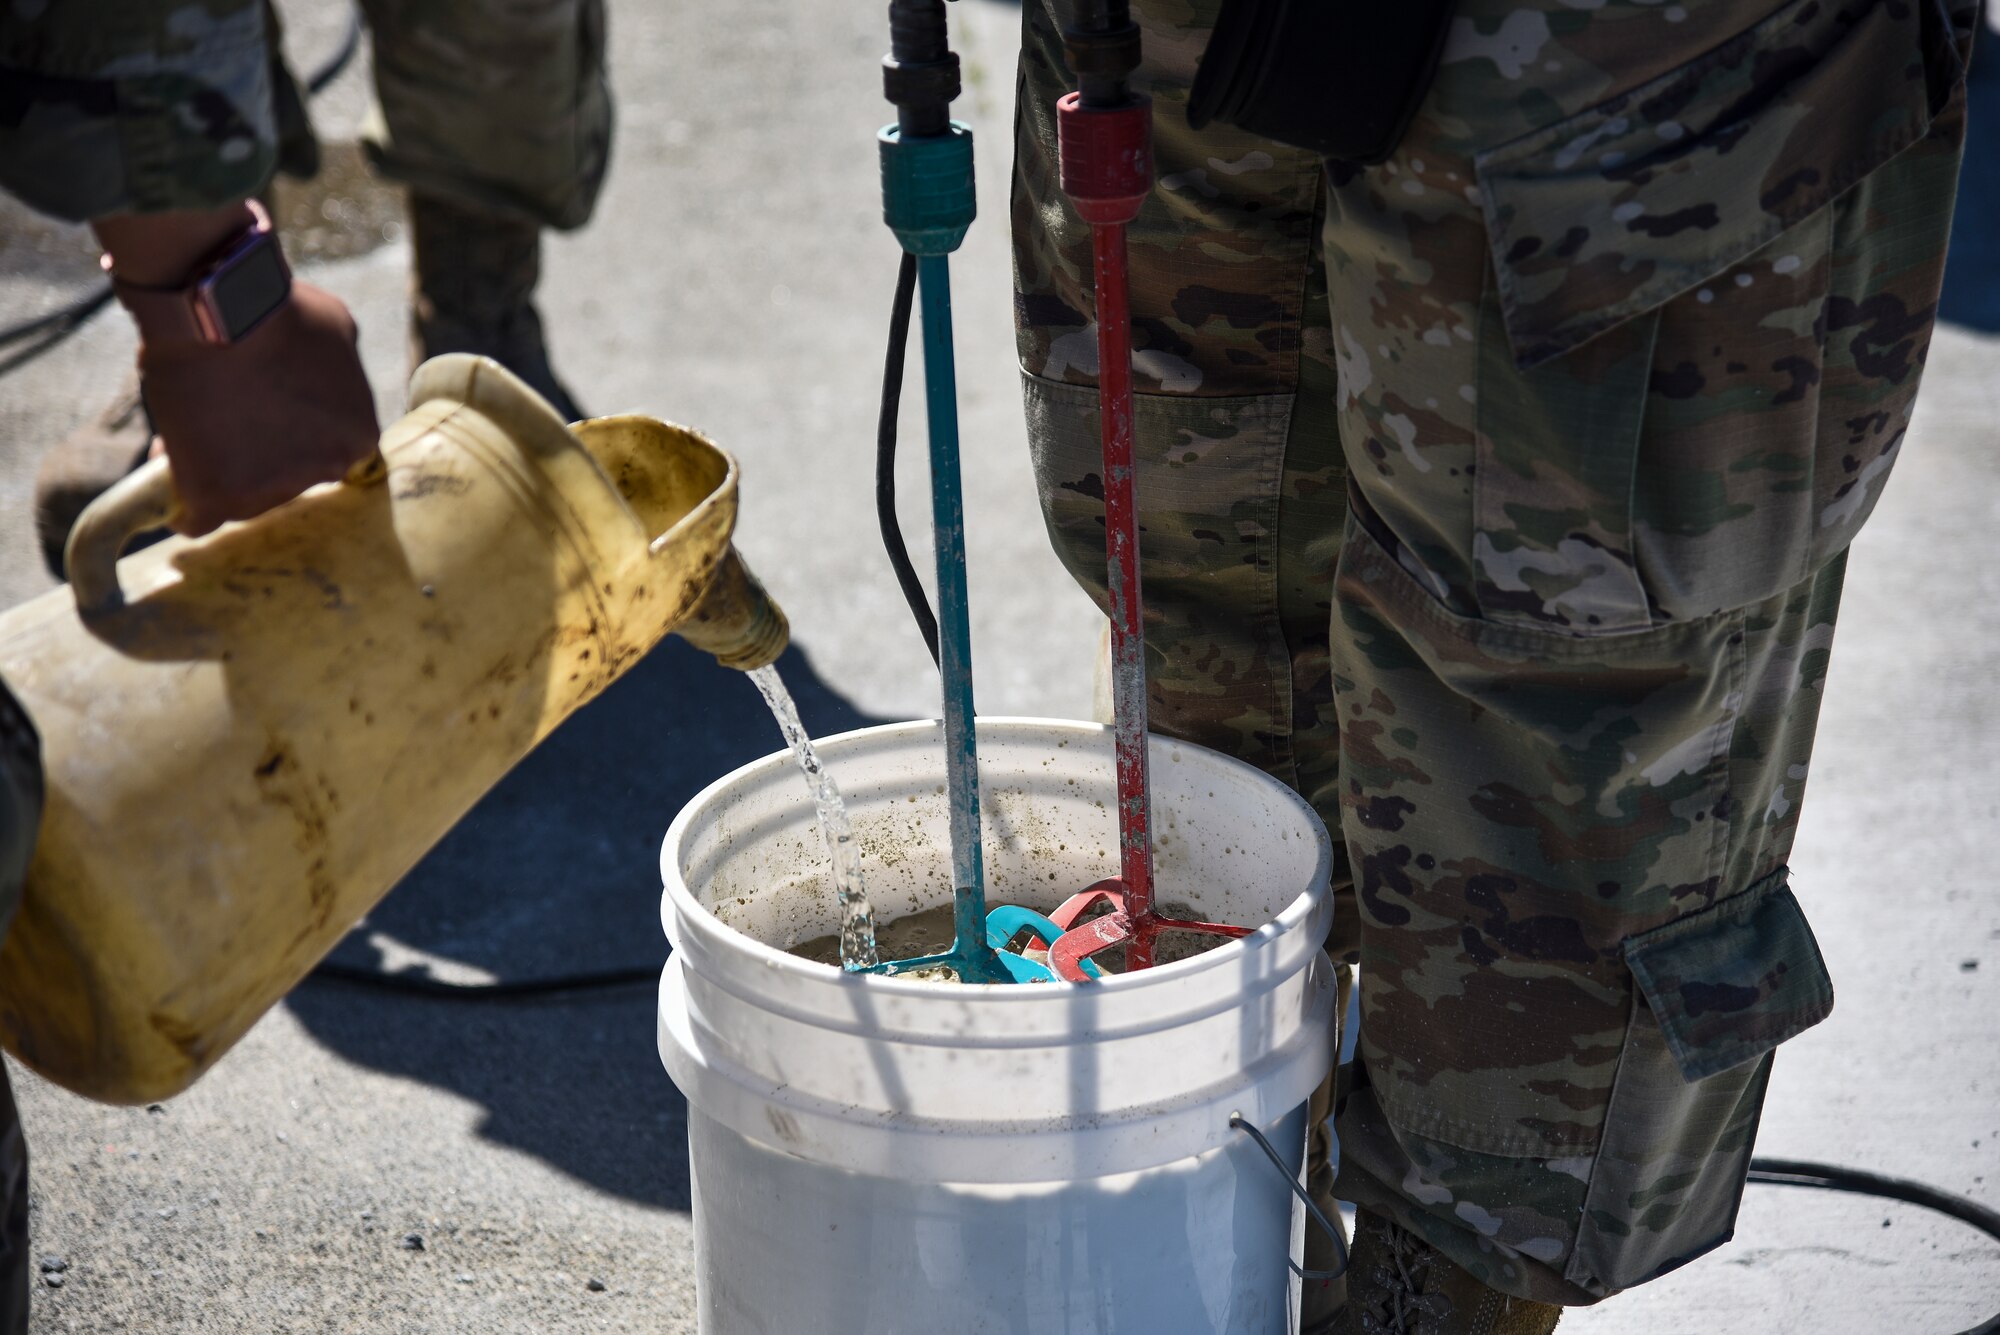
top-left (660, 715), bottom-right (1333, 1000)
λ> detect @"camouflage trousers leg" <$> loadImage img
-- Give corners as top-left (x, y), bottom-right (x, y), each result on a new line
top-left (358, 0), bottom-right (613, 230)
top-left (1015, 0), bottom-right (1975, 1307)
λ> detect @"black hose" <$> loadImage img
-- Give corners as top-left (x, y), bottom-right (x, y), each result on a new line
top-left (0, 287), bottom-right (113, 354)
top-left (302, 3), bottom-right (365, 97)
top-left (1747, 1157), bottom-right (2000, 1335)
top-left (308, 959), bottom-right (656, 1000)
top-left (0, 2), bottom-right (364, 374)
top-left (877, 250), bottom-right (941, 668)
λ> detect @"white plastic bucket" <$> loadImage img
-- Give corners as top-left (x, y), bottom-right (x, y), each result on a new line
top-left (659, 718), bottom-right (1336, 1333)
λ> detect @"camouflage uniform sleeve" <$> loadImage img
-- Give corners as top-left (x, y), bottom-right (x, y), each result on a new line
top-left (0, 0), bottom-right (277, 221)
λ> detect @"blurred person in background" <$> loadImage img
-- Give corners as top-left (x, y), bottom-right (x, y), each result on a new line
top-left (7, 0), bottom-right (610, 575)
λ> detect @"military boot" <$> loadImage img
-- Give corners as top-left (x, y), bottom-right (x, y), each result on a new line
top-left (263, 0), bottom-right (320, 182)
top-left (1300, 962), bottom-right (1356, 1334)
top-left (1339, 1209), bottom-right (1562, 1335)
top-left (407, 194), bottom-right (582, 421)
top-left (1299, 1203), bottom-right (1351, 1334)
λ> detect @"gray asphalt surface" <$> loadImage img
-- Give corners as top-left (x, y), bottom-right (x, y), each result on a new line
top-left (1, 2), bottom-right (1996, 1331)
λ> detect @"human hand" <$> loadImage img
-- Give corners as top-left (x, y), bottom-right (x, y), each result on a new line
top-left (136, 281), bottom-right (379, 536)
top-left (93, 202), bottom-right (380, 537)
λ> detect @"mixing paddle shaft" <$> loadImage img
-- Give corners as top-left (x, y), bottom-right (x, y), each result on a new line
top-left (1046, 4), bottom-right (1249, 981)
top-left (877, 0), bottom-right (1047, 984)
top-left (858, 0), bottom-right (1242, 982)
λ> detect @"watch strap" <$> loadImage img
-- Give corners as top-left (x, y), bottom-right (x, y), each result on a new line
top-left (102, 200), bottom-right (289, 349)
top-left (107, 276), bottom-right (210, 348)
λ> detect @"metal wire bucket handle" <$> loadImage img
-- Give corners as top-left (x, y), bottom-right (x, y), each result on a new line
top-left (1230, 1111), bottom-right (1350, 1282)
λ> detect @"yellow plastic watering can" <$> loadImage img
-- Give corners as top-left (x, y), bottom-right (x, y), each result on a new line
top-left (0, 355), bottom-right (787, 1104)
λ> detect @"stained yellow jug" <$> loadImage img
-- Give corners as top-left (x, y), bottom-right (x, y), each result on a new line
top-left (0, 355), bottom-right (787, 1104)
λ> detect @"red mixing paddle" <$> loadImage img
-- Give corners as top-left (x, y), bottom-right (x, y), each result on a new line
top-left (1047, 7), bottom-right (1249, 980)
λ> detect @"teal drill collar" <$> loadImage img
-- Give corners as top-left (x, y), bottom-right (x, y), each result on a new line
top-left (878, 123), bottom-right (975, 258)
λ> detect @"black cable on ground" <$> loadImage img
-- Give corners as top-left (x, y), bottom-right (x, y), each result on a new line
top-left (308, 959), bottom-right (656, 1000)
top-left (302, 4), bottom-right (365, 97)
top-left (876, 249), bottom-right (941, 668)
top-left (0, 288), bottom-right (114, 379)
top-left (0, 287), bottom-right (113, 356)
top-left (1747, 1157), bottom-right (2000, 1335)
top-left (0, 2), bottom-right (364, 374)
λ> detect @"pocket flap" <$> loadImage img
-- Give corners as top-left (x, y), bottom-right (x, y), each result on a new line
top-left (1622, 869), bottom-right (1833, 1084)
top-left (1475, 0), bottom-right (1945, 369)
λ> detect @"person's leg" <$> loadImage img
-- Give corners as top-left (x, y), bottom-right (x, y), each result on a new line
top-left (359, 0), bottom-right (611, 417)
top-left (401, 193), bottom-right (581, 417)
top-left (1301, 961), bottom-right (1355, 1326)
top-left (264, 0), bottom-right (320, 182)
top-left (1012, 1), bottom-right (1354, 1323)
top-left (1323, 0), bottom-right (1975, 1311)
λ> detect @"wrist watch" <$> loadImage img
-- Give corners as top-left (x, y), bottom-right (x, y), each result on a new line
top-left (104, 199), bottom-right (293, 348)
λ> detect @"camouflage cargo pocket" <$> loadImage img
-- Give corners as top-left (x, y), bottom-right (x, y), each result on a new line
top-left (1564, 866), bottom-right (1834, 1296)
top-left (1452, 0), bottom-right (1967, 633)
top-left (1023, 372), bottom-right (1301, 776)
top-left (1474, 0), bottom-right (1953, 373)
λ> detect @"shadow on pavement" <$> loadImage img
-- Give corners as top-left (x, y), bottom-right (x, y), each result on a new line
top-left (1940, 33), bottom-right (2000, 331)
top-left (287, 637), bottom-right (890, 1213)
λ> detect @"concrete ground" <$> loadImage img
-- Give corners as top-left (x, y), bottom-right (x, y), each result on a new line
top-left (0, 2), bottom-right (1995, 1330)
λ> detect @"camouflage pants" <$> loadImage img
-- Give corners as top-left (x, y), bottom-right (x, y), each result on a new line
top-left (1015, 0), bottom-right (1973, 1305)
top-left (0, 0), bottom-right (607, 228)
top-left (352, 0), bottom-right (611, 229)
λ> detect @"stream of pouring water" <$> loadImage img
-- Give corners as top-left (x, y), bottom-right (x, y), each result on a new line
top-left (747, 664), bottom-right (880, 970)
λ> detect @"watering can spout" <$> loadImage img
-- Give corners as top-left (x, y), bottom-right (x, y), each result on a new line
top-left (0, 354), bottom-right (793, 1104)
top-left (680, 548), bottom-right (788, 671)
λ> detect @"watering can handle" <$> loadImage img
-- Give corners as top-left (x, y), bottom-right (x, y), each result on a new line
top-left (67, 451), bottom-right (387, 616)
